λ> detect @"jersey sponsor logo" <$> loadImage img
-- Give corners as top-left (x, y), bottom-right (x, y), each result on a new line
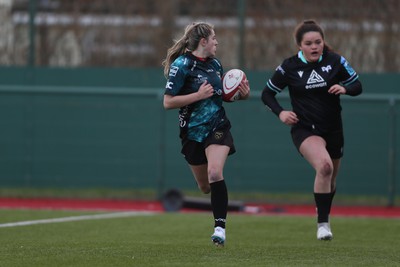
top-left (307, 70), bottom-right (324, 83)
top-left (305, 70), bottom-right (327, 89)
top-left (341, 56), bottom-right (356, 76)
top-left (169, 66), bottom-right (178, 77)
top-left (276, 65), bottom-right (285, 75)
top-left (166, 81), bottom-right (173, 90)
top-left (179, 108), bottom-right (189, 128)
top-left (179, 114), bottom-right (186, 127)
top-left (321, 65), bottom-right (332, 73)
top-left (191, 60), bottom-right (197, 71)
top-left (298, 71), bottom-right (304, 77)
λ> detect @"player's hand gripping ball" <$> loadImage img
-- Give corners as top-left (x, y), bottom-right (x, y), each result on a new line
top-left (222, 69), bottom-right (247, 102)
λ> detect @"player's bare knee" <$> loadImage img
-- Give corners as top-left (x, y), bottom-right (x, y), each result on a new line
top-left (318, 161), bottom-right (334, 179)
top-left (207, 167), bottom-right (223, 183)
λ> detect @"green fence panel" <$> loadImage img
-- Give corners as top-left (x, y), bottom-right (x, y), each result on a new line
top-left (0, 87), bottom-right (162, 189)
top-left (0, 67), bottom-right (398, 202)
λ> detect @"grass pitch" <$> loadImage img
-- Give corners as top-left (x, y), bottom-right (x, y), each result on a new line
top-left (0, 209), bottom-right (399, 267)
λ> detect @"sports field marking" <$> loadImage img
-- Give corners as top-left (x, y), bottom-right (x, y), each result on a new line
top-left (0, 211), bottom-right (155, 228)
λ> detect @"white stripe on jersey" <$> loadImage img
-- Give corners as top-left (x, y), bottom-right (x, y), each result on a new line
top-left (267, 79), bottom-right (282, 93)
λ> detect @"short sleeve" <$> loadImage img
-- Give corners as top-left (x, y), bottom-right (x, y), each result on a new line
top-left (164, 60), bottom-right (187, 96)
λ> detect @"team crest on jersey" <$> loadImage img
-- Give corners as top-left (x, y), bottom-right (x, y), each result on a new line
top-left (321, 65), bottom-right (332, 73)
top-left (305, 70), bottom-right (327, 89)
top-left (195, 74), bottom-right (207, 84)
top-left (214, 131), bottom-right (223, 140)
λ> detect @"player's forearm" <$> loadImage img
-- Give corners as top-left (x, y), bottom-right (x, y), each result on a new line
top-left (344, 80), bottom-right (362, 96)
top-left (163, 93), bottom-right (202, 109)
top-left (261, 86), bottom-right (284, 116)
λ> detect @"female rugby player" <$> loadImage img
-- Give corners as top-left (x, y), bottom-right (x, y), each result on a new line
top-left (162, 22), bottom-right (250, 246)
top-left (261, 20), bottom-right (362, 240)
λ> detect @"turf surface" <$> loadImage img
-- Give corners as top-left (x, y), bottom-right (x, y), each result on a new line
top-left (0, 209), bottom-right (399, 266)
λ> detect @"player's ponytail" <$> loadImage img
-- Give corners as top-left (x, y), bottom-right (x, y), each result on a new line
top-left (162, 35), bottom-right (188, 77)
top-left (163, 22), bottom-right (214, 78)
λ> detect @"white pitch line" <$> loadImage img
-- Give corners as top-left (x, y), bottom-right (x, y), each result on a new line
top-left (0, 211), bottom-right (155, 228)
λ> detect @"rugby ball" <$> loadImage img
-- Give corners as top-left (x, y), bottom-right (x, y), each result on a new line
top-left (222, 69), bottom-right (246, 102)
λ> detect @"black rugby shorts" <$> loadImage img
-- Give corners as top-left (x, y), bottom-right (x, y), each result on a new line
top-left (291, 126), bottom-right (344, 159)
top-left (181, 125), bottom-right (236, 165)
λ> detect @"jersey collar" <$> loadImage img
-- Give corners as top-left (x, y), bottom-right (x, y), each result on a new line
top-left (186, 51), bottom-right (211, 62)
top-left (298, 51), bottom-right (323, 64)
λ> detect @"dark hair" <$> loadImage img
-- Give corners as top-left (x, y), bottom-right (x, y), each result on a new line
top-left (294, 20), bottom-right (332, 51)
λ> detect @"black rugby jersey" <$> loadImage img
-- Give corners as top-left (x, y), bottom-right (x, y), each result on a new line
top-left (266, 50), bottom-right (360, 133)
top-left (164, 52), bottom-right (227, 142)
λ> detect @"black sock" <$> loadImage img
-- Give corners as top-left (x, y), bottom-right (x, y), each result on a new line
top-left (328, 189), bottom-right (336, 215)
top-left (314, 193), bottom-right (331, 223)
top-left (210, 180), bottom-right (228, 229)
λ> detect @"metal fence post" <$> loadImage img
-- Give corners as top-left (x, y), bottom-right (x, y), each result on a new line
top-left (157, 90), bottom-right (166, 200)
top-left (387, 97), bottom-right (397, 207)
top-left (28, 0), bottom-right (37, 67)
top-left (237, 0), bottom-right (246, 69)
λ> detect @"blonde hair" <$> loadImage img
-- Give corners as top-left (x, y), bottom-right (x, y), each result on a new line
top-left (162, 22), bottom-right (214, 77)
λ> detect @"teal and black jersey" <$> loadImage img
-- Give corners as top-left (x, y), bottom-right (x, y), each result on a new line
top-left (164, 52), bottom-right (228, 142)
top-left (265, 50), bottom-right (362, 133)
